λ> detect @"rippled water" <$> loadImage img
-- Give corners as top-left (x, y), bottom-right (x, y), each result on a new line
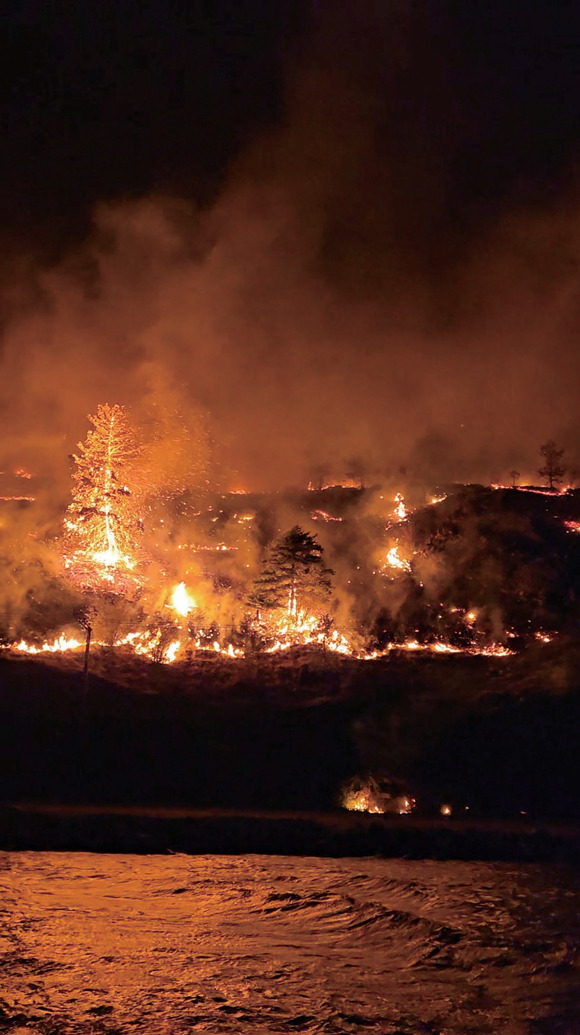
top-left (2, 853), bottom-right (580, 1034)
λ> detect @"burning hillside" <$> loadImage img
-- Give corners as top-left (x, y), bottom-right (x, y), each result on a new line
top-left (1, 404), bottom-right (579, 673)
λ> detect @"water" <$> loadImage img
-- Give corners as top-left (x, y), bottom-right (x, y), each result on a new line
top-left (2, 852), bottom-right (580, 1034)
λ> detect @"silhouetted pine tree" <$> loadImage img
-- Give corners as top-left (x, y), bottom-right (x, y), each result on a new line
top-left (249, 526), bottom-right (333, 615)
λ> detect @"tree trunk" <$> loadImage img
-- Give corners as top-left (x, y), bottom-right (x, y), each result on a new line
top-left (83, 624), bottom-right (92, 702)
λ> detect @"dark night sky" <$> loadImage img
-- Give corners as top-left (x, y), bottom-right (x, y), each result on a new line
top-left (2, 2), bottom-right (579, 245)
top-left (0, 0), bottom-right (303, 248)
top-left (1, 1), bottom-right (580, 488)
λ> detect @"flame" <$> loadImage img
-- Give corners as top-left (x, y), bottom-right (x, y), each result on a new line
top-left (393, 492), bottom-right (406, 520)
top-left (164, 640), bottom-right (181, 663)
top-left (307, 479), bottom-right (362, 491)
top-left (492, 484), bottom-right (570, 496)
top-left (12, 635), bottom-right (84, 654)
top-left (310, 510), bottom-right (343, 522)
top-left (261, 609), bottom-right (352, 655)
top-left (343, 790), bottom-right (385, 814)
top-left (384, 545), bottom-right (411, 573)
top-left (6, 628), bottom-right (515, 664)
top-left (170, 581), bottom-right (196, 617)
top-left (341, 783), bottom-right (415, 815)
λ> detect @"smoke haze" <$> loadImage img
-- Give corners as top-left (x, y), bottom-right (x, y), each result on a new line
top-left (1, 2), bottom-right (579, 494)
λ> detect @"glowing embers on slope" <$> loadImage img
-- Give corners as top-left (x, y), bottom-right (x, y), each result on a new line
top-left (383, 545), bottom-right (412, 573)
top-left (7, 628), bottom-right (516, 663)
top-left (0, 469), bottom-right (35, 501)
top-left (310, 510), bottom-right (343, 522)
top-left (564, 521), bottom-right (580, 533)
top-left (385, 639), bottom-right (513, 657)
top-left (307, 478), bottom-right (363, 491)
top-left (177, 543), bottom-right (234, 553)
top-left (492, 484), bottom-right (571, 496)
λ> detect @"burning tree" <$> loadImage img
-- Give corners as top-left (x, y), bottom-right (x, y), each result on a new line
top-left (250, 526), bottom-right (333, 617)
top-left (64, 403), bottom-right (143, 586)
top-left (538, 440), bottom-right (565, 490)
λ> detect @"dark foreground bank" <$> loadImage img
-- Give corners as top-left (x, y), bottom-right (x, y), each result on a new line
top-left (3, 647), bottom-right (580, 816)
top-left (3, 804), bottom-right (580, 862)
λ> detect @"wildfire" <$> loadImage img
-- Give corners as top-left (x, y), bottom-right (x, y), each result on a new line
top-left (310, 510), bottom-right (343, 522)
top-left (177, 543), bottom-right (234, 552)
top-left (170, 582), bottom-right (196, 617)
top-left (164, 640), bottom-right (181, 663)
top-left (6, 626), bottom-right (517, 665)
top-left (564, 521), bottom-right (580, 533)
top-left (261, 609), bottom-right (352, 655)
top-left (12, 635), bottom-right (84, 654)
top-left (63, 404), bottom-right (143, 593)
top-left (4, 403), bottom-right (548, 674)
top-left (393, 493), bottom-right (406, 521)
top-left (384, 545), bottom-right (411, 573)
top-left (341, 780), bottom-right (415, 815)
top-left (492, 484), bottom-right (570, 497)
top-left (343, 790), bottom-right (385, 814)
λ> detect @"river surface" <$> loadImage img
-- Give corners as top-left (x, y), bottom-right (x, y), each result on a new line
top-left (2, 852), bottom-right (580, 1034)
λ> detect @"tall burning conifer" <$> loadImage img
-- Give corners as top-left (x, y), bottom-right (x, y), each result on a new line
top-left (64, 404), bottom-right (143, 584)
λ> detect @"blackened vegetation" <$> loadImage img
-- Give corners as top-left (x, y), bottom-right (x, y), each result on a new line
top-left (371, 485), bottom-right (580, 648)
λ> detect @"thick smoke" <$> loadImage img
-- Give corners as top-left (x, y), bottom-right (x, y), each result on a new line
top-left (0, 3), bottom-right (579, 500)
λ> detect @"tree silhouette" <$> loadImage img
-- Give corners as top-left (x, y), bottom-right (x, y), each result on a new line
top-left (249, 526), bottom-right (333, 616)
top-left (65, 404), bottom-right (143, 576)
top-left (509, 469), bottom-right (520, 488)
top-left (538, 440), bottom-right (565, 490)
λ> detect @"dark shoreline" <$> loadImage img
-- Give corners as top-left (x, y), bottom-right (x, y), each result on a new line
top-left (3, 804), bottom-right (580, 862)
